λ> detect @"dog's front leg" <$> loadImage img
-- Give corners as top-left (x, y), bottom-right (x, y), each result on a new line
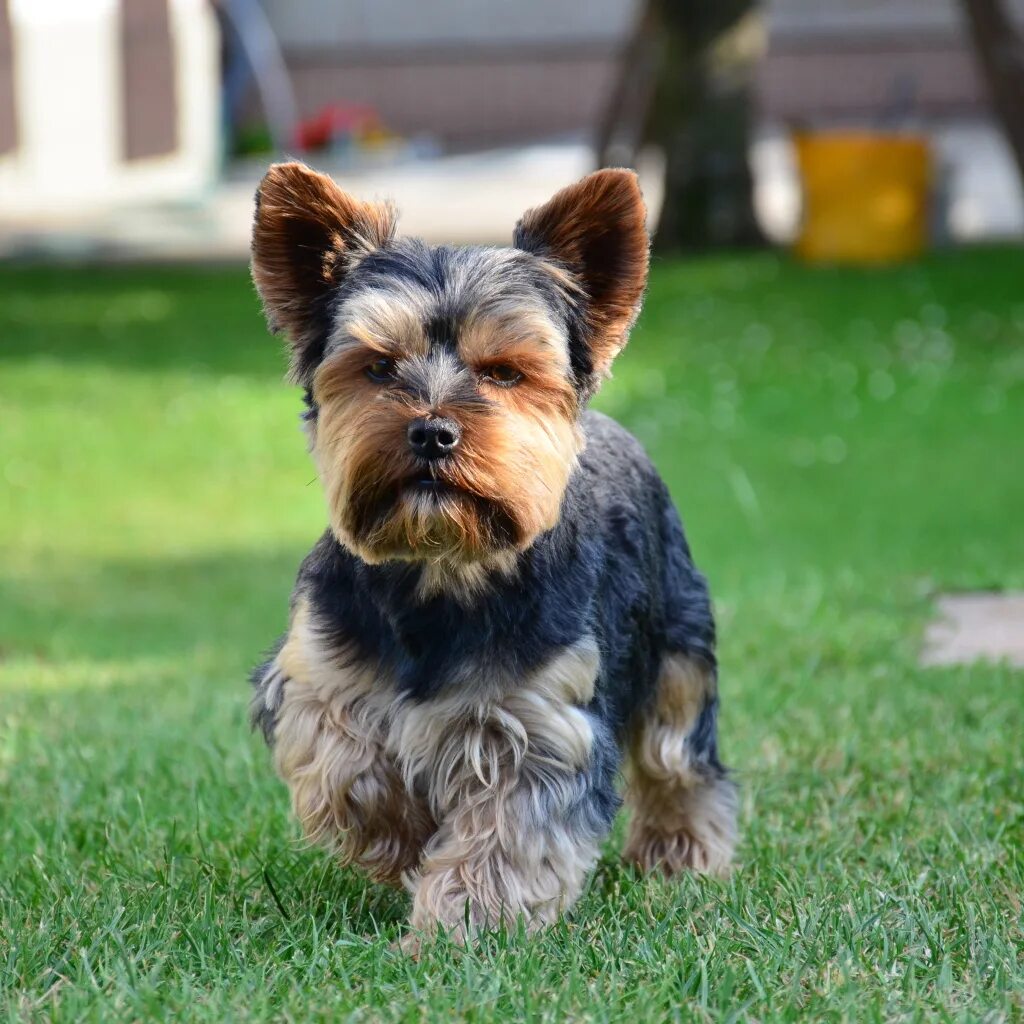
top-left (253, 600), bottom-right (435, 885)
top-left (395, 643), bottom-right (617, 948)
top-left (272, 681), bottom-right (435, 886)
top-left (405, 776), bottom-right (603, 947)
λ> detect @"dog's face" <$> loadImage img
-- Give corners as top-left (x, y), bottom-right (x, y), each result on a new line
top-left (251, 162), bottom-right (648, 566)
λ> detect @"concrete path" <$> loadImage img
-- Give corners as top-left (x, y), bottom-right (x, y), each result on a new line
top-left (0, 120), bottom-right (1021, 263)
top-left (0, 143), bottom-right (635, 262)
top-left (922, 593), bottom-right (1024, 668)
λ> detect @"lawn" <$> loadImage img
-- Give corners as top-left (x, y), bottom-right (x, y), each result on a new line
top-left (1, 249), bottom-right (1022, 1022)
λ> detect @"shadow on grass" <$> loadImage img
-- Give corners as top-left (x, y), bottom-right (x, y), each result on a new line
top-left (0, 543), bottom-right (414, 945)
top-left (250, 841), bottom-right (411, 939)
top-left (0, 545), bottom-right (306, 666)
top-left (0, 265), bottom-right (282, 380)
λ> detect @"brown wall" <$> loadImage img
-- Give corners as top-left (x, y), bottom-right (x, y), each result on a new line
top-left (0, 0), bottom-right (16, 155)
top-left (758, 33), bottom-right (986, 124)
top-left (241, 2), bottom-right (1006, 150)
top-left (120, 0), bottom-right (178, 160)
top-left (260, 44), bottom-right (619, 149)
top-left (270, 37), bottom-right (990, 150)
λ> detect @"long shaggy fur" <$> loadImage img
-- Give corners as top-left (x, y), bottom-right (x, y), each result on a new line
top-left (248, 162), bottom-right (737, 948)
top-left (623, 655), bottom-right (738, 875)
top-left (260, 606), bottom-right (606, 923)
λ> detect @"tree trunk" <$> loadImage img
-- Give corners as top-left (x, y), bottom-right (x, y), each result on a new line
top-left (598, 0), bottom-right (766, 252)
top-left (594, 3), bottom-right (659, 169)
top-left (960, 0), bottom-right (1024, 187)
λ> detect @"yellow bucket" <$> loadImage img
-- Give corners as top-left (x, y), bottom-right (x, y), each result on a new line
top-left (793, 132), bottom-right (931, 264)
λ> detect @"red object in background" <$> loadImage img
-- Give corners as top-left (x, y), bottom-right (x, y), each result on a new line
top-left (294, 103), bottom-right (382, 151)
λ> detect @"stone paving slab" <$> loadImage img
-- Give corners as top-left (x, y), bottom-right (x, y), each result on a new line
top-left (921, 592), bottom-right (1024, 668)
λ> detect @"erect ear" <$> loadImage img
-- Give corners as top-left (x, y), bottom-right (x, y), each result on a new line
top-left (513, 168), bottom-right (649, 390)
top-left (251, 161), bottom-right (396, 383)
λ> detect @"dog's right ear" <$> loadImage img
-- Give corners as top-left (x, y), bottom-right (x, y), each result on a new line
top-left (251, 162), bottom-right (396, 382)
top-left (513, 169), bottom-right (648, 395)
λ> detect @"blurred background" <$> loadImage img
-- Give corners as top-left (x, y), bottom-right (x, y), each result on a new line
top-left (1, 0), bottom-right (1023, 258)
top-left (3, 4), bottom-right (1024, 1015)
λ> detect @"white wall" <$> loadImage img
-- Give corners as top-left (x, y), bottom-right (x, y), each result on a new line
top-left (0, 0), bottom-right (220, 218)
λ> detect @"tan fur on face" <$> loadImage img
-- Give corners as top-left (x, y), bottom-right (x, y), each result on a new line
top-left (458, 304), bottom-right (569, 373)
top-left (309, 301), bottom-right (582, 572)
top-left (268, 621), bottom-right (604, 939)
top-left (332, 285), bottom-right (431, 359)
top-left (312, 377), bottom-right (524, 565)
top-left (623, 655), bottom-right (737, 877)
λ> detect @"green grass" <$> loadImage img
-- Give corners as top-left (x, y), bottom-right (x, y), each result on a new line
top-left (1, 249), bottom-right (1022, 1022)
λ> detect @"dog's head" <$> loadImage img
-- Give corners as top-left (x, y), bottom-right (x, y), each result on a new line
top-left (251, 162), bottom-right (648, 566)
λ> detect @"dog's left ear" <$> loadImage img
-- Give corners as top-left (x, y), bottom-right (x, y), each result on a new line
top-left (514, 169), bottom-right (649, 389)
top-left (252, 161), bottom-right (396, 383)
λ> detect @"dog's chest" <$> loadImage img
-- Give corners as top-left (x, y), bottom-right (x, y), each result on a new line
top-left (261, 598), bottom-right (602, 816)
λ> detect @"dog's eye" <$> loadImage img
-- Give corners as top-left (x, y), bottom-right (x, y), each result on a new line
top-left (482, 365), bottom-right (523, 387)
top-left (366, 357), bottom-right (397, 382)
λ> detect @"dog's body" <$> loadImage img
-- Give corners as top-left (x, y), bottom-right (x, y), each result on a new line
top-left (248, 163), bottom-right (736, 944)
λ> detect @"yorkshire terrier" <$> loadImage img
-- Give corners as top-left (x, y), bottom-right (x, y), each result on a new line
top-left (249, 161), bottom-right (737, 947)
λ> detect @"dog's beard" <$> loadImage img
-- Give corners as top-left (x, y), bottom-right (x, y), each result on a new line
top-left (313, 386), bottom-right (580, 567)
top-left (337, 461), bottom-right (521, 564)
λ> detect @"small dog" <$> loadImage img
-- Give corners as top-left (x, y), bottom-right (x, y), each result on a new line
top-left (249, 161), bottom-right (737, 946)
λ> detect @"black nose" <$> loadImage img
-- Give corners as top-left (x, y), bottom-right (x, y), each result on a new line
top-left (407, 417), bottom-right (461, 460)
